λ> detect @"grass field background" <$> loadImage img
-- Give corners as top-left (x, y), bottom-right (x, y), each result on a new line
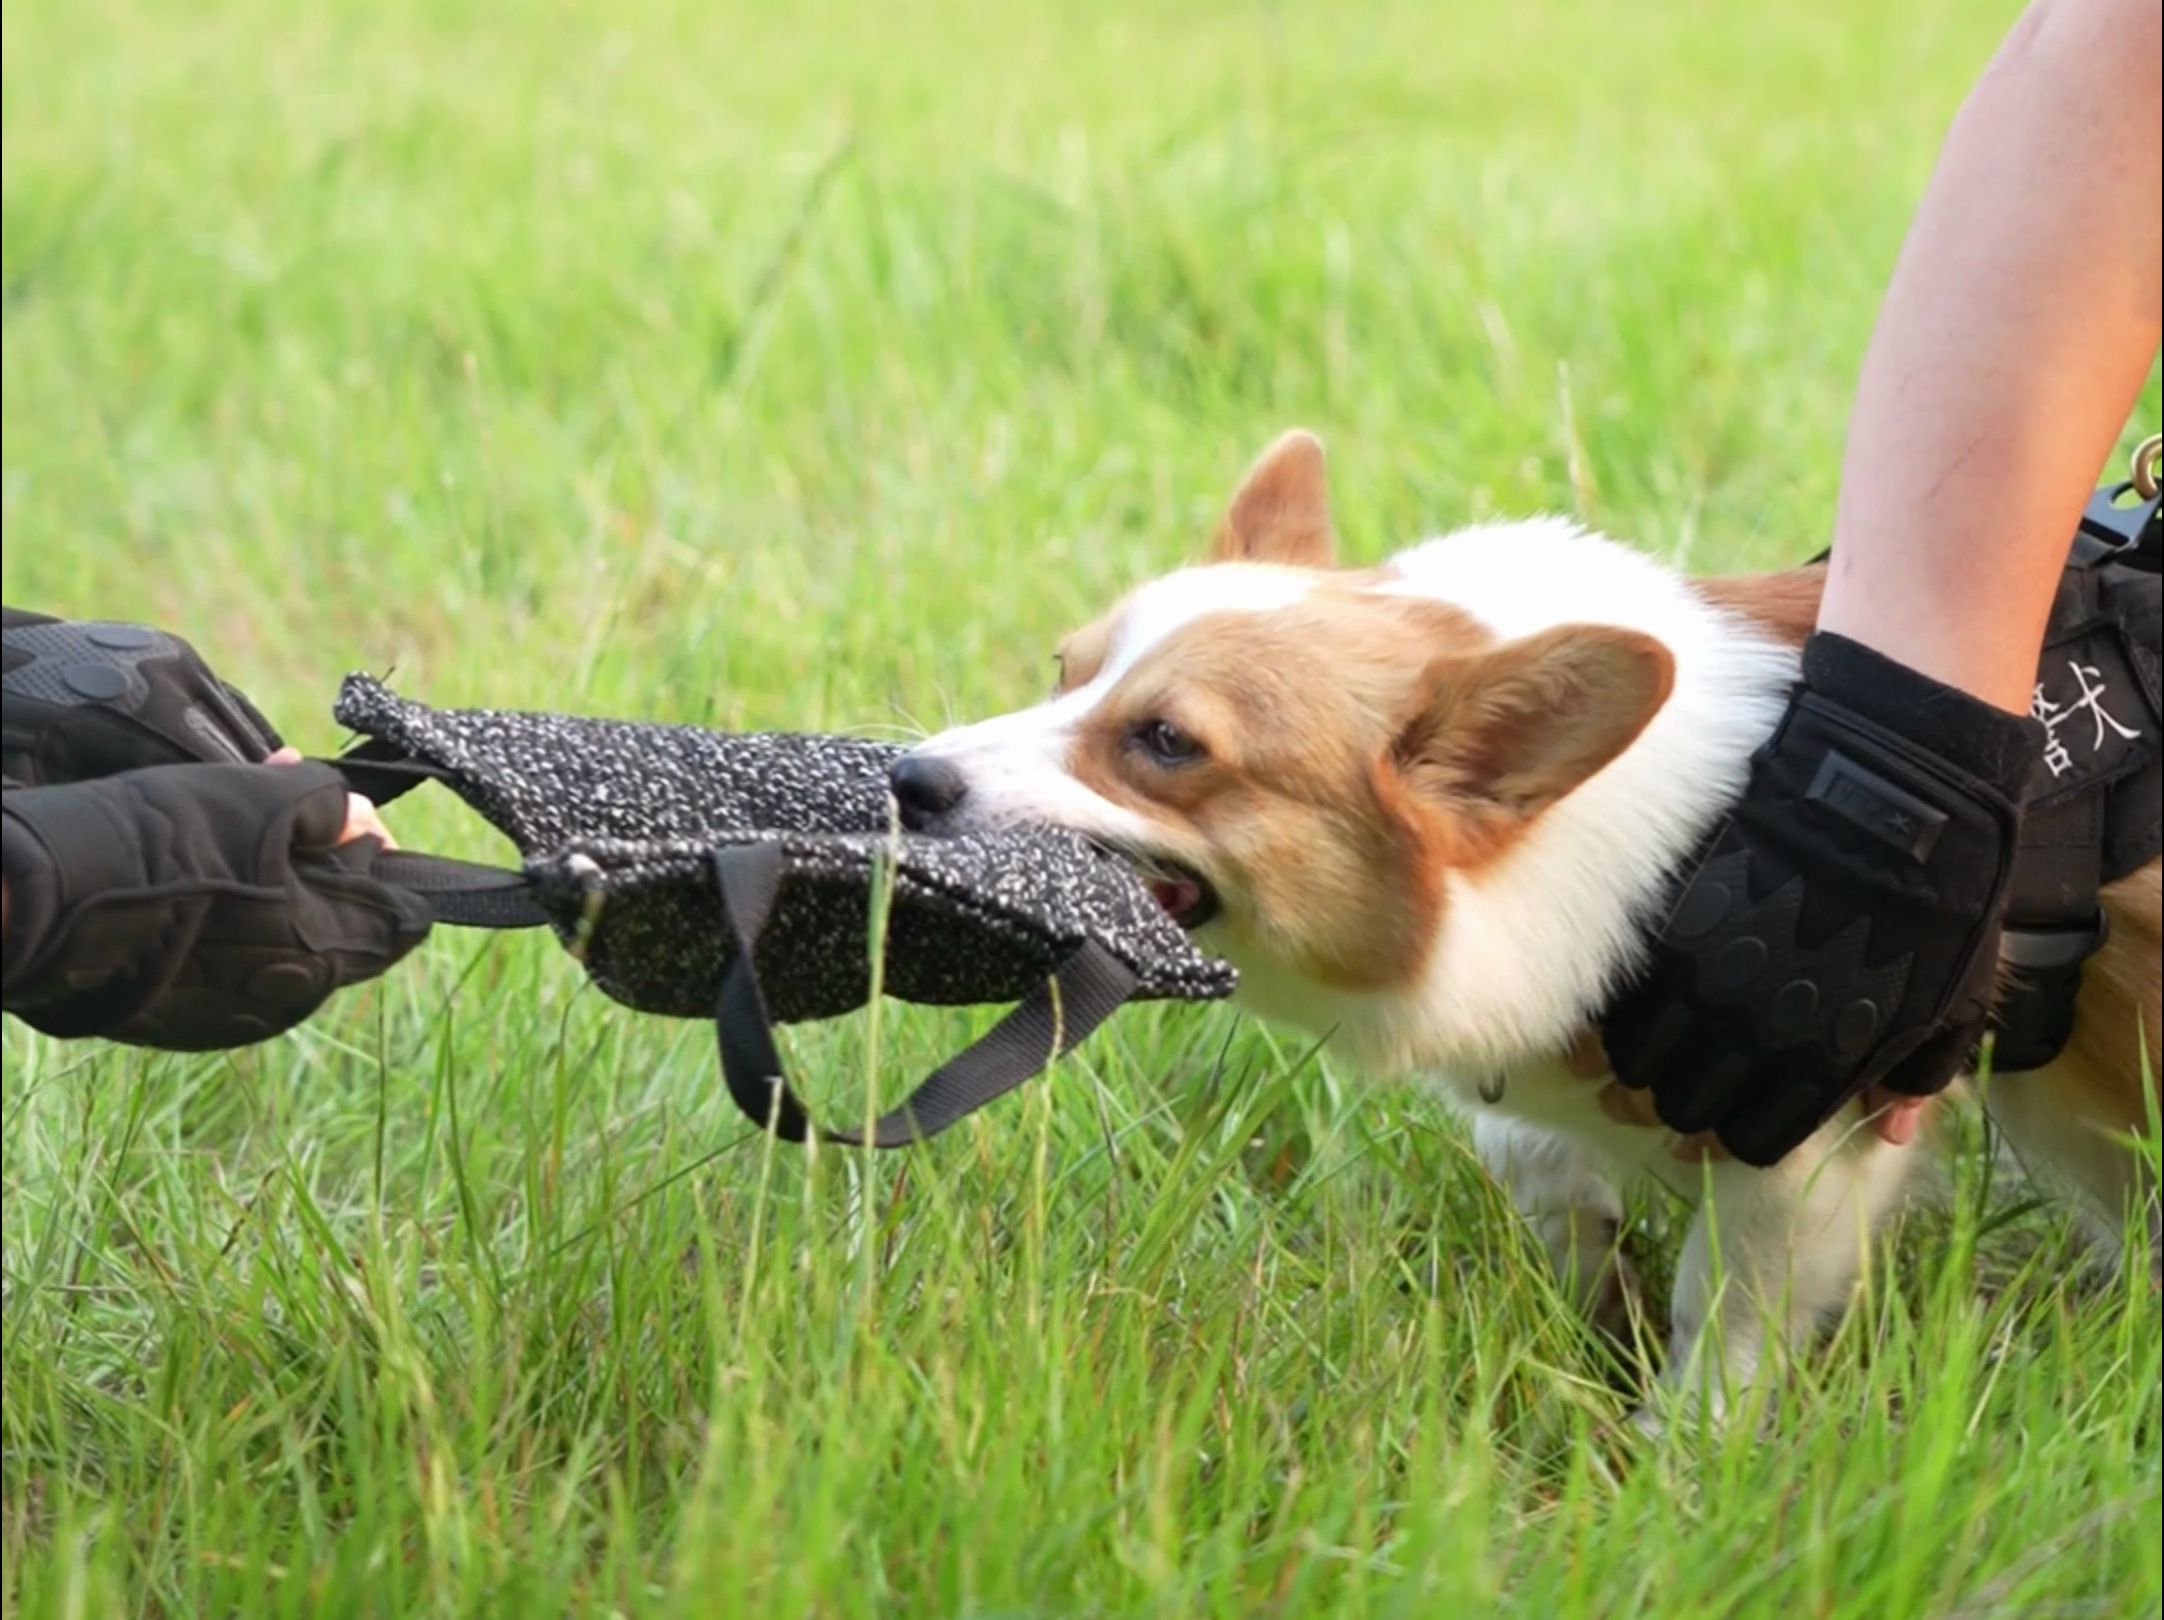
top-left (4, 0), bottom-right (2160, 1614)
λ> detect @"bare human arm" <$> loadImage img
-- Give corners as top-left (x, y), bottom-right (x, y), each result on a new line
top-left (1818, 0), bottom-right (2163, 714)
top-left (1821, 0), bottom-right (2162, 1145)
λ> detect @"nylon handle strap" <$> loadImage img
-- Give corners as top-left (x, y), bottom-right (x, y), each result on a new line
top-left (323, 739), bottom-right (453, 806)
top-left (370, 850), bottom-right (551, 930)
top-left (708, 842), bottom-right (1140, 1147)
top-left (319, 744), bottom-right (550, 928)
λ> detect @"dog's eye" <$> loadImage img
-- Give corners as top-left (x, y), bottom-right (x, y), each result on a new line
top-left (1133, 717), bottom-right (1204, 766)
top-left (1050, 652), bottom-right (1068, 695)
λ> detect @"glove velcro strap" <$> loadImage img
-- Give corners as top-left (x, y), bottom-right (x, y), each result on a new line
top-left (1801, 631), bottom-right (2041, 793)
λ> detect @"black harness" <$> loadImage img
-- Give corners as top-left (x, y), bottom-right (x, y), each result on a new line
top-left (1992, 473), bottom-right (2161, 1070)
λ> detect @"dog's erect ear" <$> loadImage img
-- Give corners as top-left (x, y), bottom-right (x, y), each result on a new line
top-left (1393, 625), bottom-right (1674, 833)
top-left (1209, 429), bottom-right (1337, 568)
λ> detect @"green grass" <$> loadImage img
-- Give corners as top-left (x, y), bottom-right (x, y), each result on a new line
top-left (4, 0), bottom-right (2161, 1613)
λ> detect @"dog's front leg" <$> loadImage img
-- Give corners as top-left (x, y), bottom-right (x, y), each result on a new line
top-left (1472, 1113), bottom-right (1642, 1342)
top-left (1652, 1124), bottom-right (1918, 1431)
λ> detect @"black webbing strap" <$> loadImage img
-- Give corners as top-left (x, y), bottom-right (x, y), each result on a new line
top-left (318, 744), bottom-right (550, 928)
top-left (708, 842), bottom-right (1141, 1147)
top-left (2072, 479), bottom-right (2161, 570)
top-left (372, 850), bottom-right (551, 930)
top-left (322, 739), bottom-right (453, 806)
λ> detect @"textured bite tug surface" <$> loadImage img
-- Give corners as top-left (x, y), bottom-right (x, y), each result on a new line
top-left (333, 675), bottom-right (1236, 1022)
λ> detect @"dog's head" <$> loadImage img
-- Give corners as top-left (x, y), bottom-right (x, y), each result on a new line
top-left (895, 432), bottom-right (1675, 1011)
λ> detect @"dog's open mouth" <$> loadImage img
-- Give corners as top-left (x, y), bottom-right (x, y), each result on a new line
top-left (1133, 857), bottom-right (1219, 930)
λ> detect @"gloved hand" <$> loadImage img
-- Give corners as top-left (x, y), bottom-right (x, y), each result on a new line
top-left (2, 761), bottom-right (433, 1050)
top-left (1602, 631), bottom-right (2039, 1167)
top-left (3, 606), bottom-right (285, 785)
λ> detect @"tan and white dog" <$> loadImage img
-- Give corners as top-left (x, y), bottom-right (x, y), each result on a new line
top-left (895, 430), bottom-right (2162, 1419)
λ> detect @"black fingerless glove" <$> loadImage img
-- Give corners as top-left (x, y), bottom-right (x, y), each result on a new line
top-left (3, 607), bottom-right (284, 785)
top-left (1602, 632), bottom-right (2040, 1166)
top-left (2, 763), bottom-right (433, 1050)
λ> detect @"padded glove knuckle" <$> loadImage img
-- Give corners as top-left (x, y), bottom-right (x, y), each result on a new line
top-left (1662, 850), bottom-right (1916, 1063)
top-left (2, 611), bottom-right (281, 784)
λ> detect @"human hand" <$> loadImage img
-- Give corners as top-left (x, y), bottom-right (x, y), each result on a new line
top-left (263, 745), bottom-right (398, 849)
top-left (3, 608), bottom-right (402, 853)
top-left (1, 761), bottom-right (433, 1050)
top-left (1601, 632), bottom-right (2037, 1166)
top-left (3, 607), bottom-right (285, 784)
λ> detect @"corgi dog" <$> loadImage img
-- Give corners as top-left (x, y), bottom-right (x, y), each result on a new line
top-left (892, 430), bottom-right (2162, 1421)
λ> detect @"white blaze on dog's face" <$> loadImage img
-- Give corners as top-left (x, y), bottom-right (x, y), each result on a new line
top-left (902, 430), bottom-right (1675, 997)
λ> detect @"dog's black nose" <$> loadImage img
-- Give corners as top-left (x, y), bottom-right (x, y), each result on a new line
top-left (890, 753), bottom-right (969, 830)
